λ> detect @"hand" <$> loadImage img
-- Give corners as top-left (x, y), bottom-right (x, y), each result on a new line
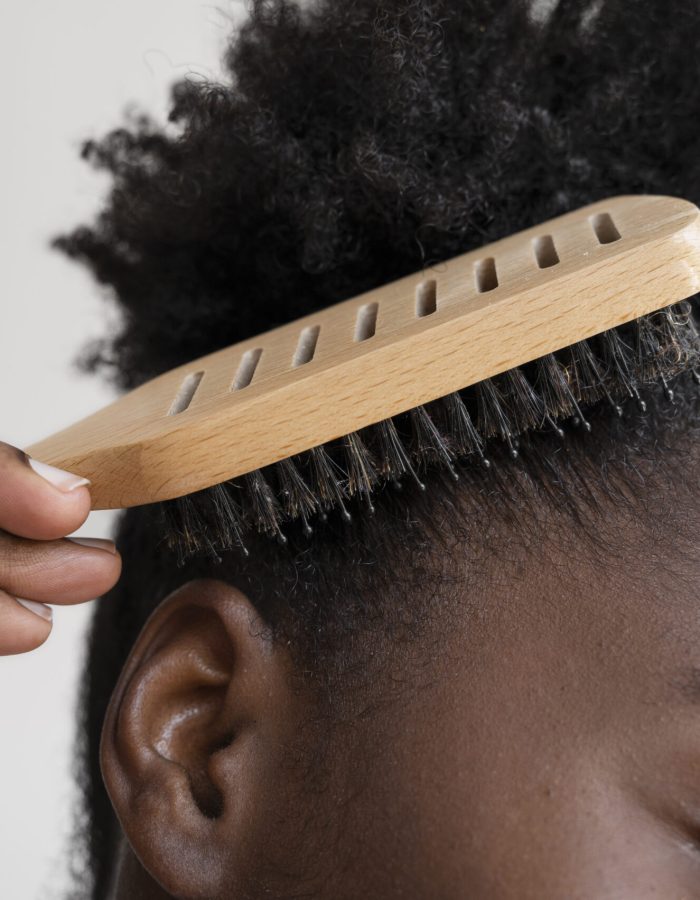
top-left (0, 442), bottom-right (121, 655)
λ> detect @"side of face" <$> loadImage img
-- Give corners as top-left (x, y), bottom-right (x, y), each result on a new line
top-left (101, 465), bottom-right (700, 900)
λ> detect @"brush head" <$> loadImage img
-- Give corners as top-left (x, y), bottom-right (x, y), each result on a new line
top-left (27, 194), bottom-right (700, 521)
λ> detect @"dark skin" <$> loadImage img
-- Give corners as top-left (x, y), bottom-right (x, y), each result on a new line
top-left (0, 442), bottom-right (120, 654)
top-left (5, 440), bottom-right (700, 898)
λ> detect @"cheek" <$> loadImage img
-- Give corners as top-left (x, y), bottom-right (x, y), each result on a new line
top-left (331, 684), bottom-right (700, 899)
top-left (319, 606), bottom-right (700, 900)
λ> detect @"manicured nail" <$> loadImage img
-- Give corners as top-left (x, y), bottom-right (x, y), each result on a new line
top-left (28, 458), bottom-right (90, 492)
top-left (16, 598), bottom-right (53, 623)
top-left (68, 537), bottom-right (117, 554)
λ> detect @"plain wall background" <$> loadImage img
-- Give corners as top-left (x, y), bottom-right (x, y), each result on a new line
top-left (0, 3), bottom-right (242, 896)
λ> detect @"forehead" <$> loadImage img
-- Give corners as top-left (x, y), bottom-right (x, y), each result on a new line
top-left (451, 473), bottom-right (700, 715)
top-left (381, 452), bottom-right (700, 789)
top-left (339, 484), bottom-right (700, 897)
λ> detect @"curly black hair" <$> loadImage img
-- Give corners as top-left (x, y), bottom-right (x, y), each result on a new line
top-left (57, 1), bottom-right (700, 895)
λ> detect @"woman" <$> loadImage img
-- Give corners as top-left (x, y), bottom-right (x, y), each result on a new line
top-left (4, 1), bottom-right (700, 897)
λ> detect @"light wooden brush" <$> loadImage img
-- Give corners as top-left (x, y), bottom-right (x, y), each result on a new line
top-left (27, 194), bottom-right (700, 546)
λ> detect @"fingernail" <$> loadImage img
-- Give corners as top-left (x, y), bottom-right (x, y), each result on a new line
top-left (28, 458), bottom-right (90, 493)
top-left (16, 598), bottom-right (53, 623)
top-left (68, 537), bottom-right (117, 554)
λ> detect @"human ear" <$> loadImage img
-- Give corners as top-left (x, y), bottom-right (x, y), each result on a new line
top-left (100, 578), bottom-right (302, 899)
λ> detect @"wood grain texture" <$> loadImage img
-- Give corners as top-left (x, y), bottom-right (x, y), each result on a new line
top-left (27, 195), bottom-right (700, 509)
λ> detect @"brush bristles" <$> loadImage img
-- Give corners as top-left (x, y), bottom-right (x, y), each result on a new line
top-left (161, 299), bottom-right (700, 561)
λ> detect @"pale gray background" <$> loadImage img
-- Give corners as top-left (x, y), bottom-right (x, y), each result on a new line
top-left (0, 3), bottom-right (242, 896)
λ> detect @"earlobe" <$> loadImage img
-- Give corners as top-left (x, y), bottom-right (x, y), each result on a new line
top-left (100, 578), bottom-right (296, 899)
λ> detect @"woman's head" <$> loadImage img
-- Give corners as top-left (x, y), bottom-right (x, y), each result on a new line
top-left (60, 1), bottom-right (700, 896)
top-left (91, 424), bottom-right (700, 899)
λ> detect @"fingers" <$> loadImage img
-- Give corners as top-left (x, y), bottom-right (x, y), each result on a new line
top-left (0, 590), bottom-right (52, 655)
top-left (0, 442), bottom-right (91, 540)
top-left (0, 531), bottom-right (122, 604)
top-left (0, 442), bottom-right (123, 656)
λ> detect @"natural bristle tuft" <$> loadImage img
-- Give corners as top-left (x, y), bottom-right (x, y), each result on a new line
top-left (161, 296), bottom-right (700, 560)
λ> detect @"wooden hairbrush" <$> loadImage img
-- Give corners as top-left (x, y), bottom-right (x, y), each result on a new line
top-left (27, 194), bottom-right (700, 513)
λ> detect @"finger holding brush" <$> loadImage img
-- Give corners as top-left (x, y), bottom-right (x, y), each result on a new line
top-left (0, 442), bottom-right (121, 655)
